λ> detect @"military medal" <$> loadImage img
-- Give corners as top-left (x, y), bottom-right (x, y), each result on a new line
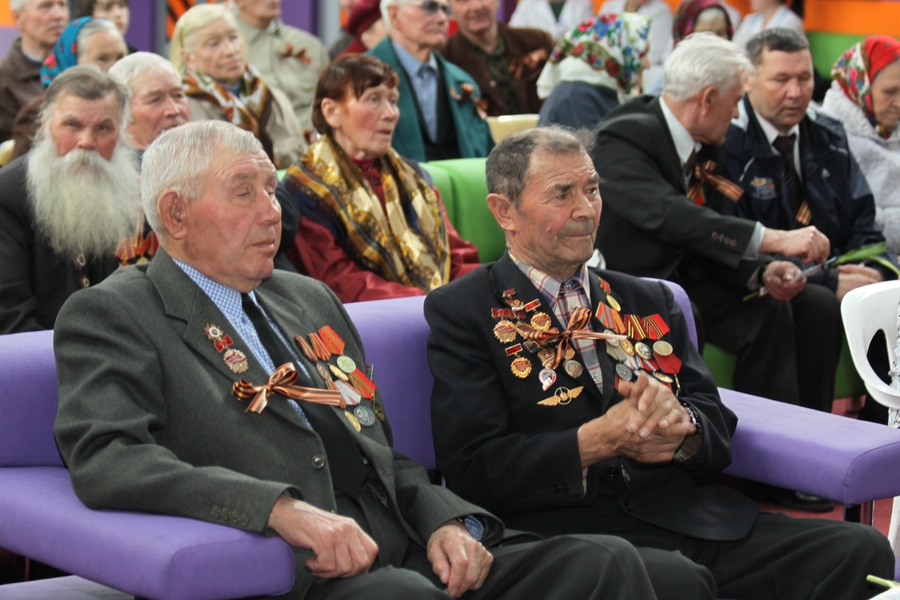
top-left (204, 324), bottom-right (234, 353)
top-left (653, 341), bottom-right (673, 356)
top-left (372, 397), bottom-right (386, 421)
top-left (354, 405), bottom-right (376, 427)
top-left (620, 339), bottom-right (635, 356)
top-left (606, 295), bottom-right (621, 312)
top-left (223, 348), bottom-right (249, 374)
top-left (564, 360), bottom-right (584, 379)
top-left (564, 347), bottom-right (575, 360)
top-left (329, 364), bottom-right (349, 381)
top-left (335, 380), bottom-right (361, 406)
top-left (344, 410), bottom-right (362, 432)
top-left (652, 372), bottom-right (674, 384)
top-left (493, 320), bottom-right (518, 343)
top-left (530, 312), bottom-right (552, 331)
top-left (538, 368), bottom-right (557, 390)
top-left (635, 342), bottom-right (653, 360)
top-left (506, 344), bottom-right (532, 378)
top-left (537, 386), bottom-right (585, 406)
top-left (605, 330), bottom-right (620, 347)
top-left (294, 335), bottom-right (317, 362)
top-left (615, 362), bottom-right (634, 381)
top-left (316, 362), bottom-right (332, 381)
top-left (337, 355), bottom-right (357, 373)
top-left (537, 347), bottom-right (556, 369)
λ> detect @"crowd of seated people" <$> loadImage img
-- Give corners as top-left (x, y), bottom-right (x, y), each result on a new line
top-left (1, 4), bottom-right (900, 595)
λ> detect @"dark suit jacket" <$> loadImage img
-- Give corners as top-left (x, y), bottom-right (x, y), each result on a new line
top-left (0, 155), bottom-right (119, 333)
top-left (593, 96), bottom-right (765, 293)
top-left (425, 254), bottom-right (758, 542)
top-left (441, 24), bottom-right (553, 116)
top-left (54, 249), bottom-right (502, 596)
top-left (0, 39), bottom-right (42, 144)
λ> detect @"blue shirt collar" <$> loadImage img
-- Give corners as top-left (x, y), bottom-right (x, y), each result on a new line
top-left (391, 38), bottom-right (438, 76)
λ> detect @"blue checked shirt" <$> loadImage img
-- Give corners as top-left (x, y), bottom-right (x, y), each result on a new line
top-left (174, 260), bottom-right (312, 426)
top-left (392, 40), bottom-right (439, 142)
top-left (512, 253), bottom-right (603, 389)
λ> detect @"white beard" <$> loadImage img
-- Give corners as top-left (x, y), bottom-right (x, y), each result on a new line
top-left (27, 136), bottom-right (141, 261)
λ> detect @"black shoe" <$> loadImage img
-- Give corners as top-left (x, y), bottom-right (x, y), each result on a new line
top-left (770, 488), bottom-right (836, 513)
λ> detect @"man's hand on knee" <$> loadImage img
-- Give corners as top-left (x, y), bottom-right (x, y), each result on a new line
top-left (268, 495), bottom-right (378, 578)
top-left (427, 521), bottom-right (493, 598)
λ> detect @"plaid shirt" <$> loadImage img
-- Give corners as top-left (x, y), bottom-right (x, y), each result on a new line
top-left (512, 254), bottom-right (603, 388)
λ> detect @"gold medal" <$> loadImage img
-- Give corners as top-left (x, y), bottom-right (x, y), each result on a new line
top-left (343, 410), bottom-right (362, 432)
top-left (329, 364), bottom-right (349, 381)
top-left (564, 347), bottom-right (575, 360)
top-left (564, 360), bottom-right (584, 379)
top-left (652, 372), bottom-right (674, 383)
top-left (493, 320), bottom-right (518, 343)
top-left (635, 342), bottom-right (653, 360)
top-left (606, 295), bottom-right (621, 311)
top-left (204, 324), bottom-right (223, 340)
top-left (223, 349), bottom-right (249, 374)
top-left (511, 356), bottom-right (533, 379)
top-left (530, 312), bottom-right (552, 331)
top-left (653, 341), bottom-right (673, 356)
top-left (620, 339), bottom-right (635, 356)
top-left (372, 397), bottom-right (386, 421)
top-left (316, 362), bottom-right (332, 381)
top-left (537, 386), bottom-right (585, 406)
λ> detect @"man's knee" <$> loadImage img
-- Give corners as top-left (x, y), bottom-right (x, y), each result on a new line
top-left (636, 546), bottom-right (716, 600)
top-left (310, 567), bottom-right (445, 600)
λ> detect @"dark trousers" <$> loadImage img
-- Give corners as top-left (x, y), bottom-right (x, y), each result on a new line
top-left (607, 512), bottom-right (894, 600)
top-left (304, 534), bottom-right (658, 600)
top-left (681, 276), bottom-right (842, 412)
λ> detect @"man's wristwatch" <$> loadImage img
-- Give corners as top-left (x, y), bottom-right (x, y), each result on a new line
top-left (457, 515), bottom-right (484, 541)
top-left (672, 401), bottom-right (702, 464)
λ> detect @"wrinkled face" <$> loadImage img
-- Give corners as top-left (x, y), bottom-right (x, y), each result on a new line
top-left (233, 0), bottom-right (280, 27)
top-left (93, 0), bottom-right (129, 35)
top-left (692, 8), bottom-right (729, 40)
top-left (179, 149), bottom-right (281, 292)
top-left (127, 69), bottom-right (189, 150)
top-left (506, 150), bottom-right (602, 278)
top-left (78, 29), bottom-right (127, 72)
top-left (694, 80), bottom-right (744, 145)
top-left (872, 60), bottom-right (900, 131)
top-left (13, 0), bottom-right (69, 51)
top-left (327, 83), bottom-right (400, 160)
top-left (746, 48), bottom-right (814, 133)
top-left (183, 16), bottom-right (245, 87)
top-left (389, 0), bottom-right (449, 51)
top-left (749, 0), bottom-right (780, 11)
top-left (448, 0), bottom-right (498, 38)
top-left (47, 91), bottom-right (120, 160)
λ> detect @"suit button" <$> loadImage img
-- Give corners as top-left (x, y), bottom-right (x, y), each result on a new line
top-left (240, 514), bottom-right (249, 526)
top-left (212, 506), bottom-right (220, 518)
top-left (80, 276), bottom-right (90, 288)
top-left (553, 484), bottom-right (560, 493)
top-left (562, 484), bottom-right (569, 492)
top-left (607, 466), bottom-right (618, 477)
top-left (220, 508), bottom-right (230, 520)
top-left (231, 513), bottom-right (239, 524)
top-left (312, 454), bottom-right (326, 469)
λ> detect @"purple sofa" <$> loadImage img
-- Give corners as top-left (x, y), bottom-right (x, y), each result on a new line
top-left (1, 284), bottom-right (899, 598)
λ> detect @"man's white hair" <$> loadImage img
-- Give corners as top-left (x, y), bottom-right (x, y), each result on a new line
top-left (662, 32), bottom-right (753, 102)
top-left (379, 0), bottom-right (402, 33)
top-left (109, 52), bottom-right (181, 126)
top-left (9, 0), bottom-right (27, 13)
top-left (141, 121), bottom-right (263, 234)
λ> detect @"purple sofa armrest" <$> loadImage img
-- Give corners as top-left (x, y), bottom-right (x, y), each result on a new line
top-left (722, 389), bottom-right (900, 506)
top-left (0, 467), bottom-right (294, 600)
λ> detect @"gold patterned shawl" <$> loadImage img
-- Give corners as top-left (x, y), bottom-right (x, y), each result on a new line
top-left (284, 135), bottom-right (451, 291)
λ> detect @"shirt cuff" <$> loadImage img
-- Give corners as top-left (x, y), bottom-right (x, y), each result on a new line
top-left (742, 223), bottom-right (766, 261)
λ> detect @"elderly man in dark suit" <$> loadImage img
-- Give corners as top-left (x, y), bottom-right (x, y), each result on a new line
top-left (442, 0), bottom-right (553, 116)
top-left (593, 34), bottom-right (845, 465)
top-left (426, 125), bottom-right (894, 600)
top-left (53, 120), bottom-right (660, 600)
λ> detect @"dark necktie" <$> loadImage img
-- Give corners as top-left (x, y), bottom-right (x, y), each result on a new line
top-left (772, 134), bottom-right (804, 215)
top-left (683, 149), bottom-right (698, 178)
top-left (240, 293), bottom-right (366, 497)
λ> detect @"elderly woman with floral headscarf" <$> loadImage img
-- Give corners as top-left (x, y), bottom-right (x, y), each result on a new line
top-left (822, 36), bottom-right (900, 253)
top-left (536, 14), bottom-right (651, 130)
top-left (170, 3), bottom-right (305, 169)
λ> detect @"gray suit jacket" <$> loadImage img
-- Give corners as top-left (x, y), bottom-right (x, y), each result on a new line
top-left (54, 249), bottom-right (501, 595)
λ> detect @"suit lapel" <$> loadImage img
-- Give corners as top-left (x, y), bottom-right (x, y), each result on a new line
top-left (586, 272), bottom-right (620, 412)
top-left (488, 254), bottom-right (605, 404)
top-left (649, 97), bottom-right (690, 194)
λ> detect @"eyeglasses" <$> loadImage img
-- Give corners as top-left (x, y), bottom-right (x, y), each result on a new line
top-left (401, 0), bottom-right (451, 16)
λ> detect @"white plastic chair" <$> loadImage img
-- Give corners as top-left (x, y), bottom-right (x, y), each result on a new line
top-left (842, 280), bottom-right (900, 551)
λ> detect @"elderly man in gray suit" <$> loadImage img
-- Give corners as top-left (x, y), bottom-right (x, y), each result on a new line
top-left (53, 120), bottom-right (658, 600)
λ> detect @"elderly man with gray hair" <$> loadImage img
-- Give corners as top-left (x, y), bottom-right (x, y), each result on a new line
top-left (53, 118), bottom-right (669, 600)
top-left (427, 123), bottom-right (894, 600)
top-left (593, 33), bottom-right (847, 509)
top-left (0, 65), bottom-right (143, 334)
top-left (109, 51), bottom-right (190, 152)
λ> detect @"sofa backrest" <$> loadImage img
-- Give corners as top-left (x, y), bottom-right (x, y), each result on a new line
top-left (0, 330), bottom-right (64, 468)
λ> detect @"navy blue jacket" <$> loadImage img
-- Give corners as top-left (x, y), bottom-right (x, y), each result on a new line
top-left (724, 96), bottom-right (897, 290)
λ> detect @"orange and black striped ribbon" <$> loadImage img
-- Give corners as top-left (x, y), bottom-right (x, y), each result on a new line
top-left (517, 308), bottom-right (625, 369)
top-left (233, 363), bottom-right (345, 414)
top-left (686, 160), bottom-right (744, 205)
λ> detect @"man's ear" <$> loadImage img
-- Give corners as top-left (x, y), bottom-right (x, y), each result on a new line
top-left (699, 86), bottom-right (717, 116)
top-left (180, 47), bottom-right (193, 73)
top-left (158, 190), bottom-right (187, 240)
top-left (486, 192), bottom-right (515, 233)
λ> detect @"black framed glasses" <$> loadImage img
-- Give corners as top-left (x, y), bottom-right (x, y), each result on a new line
top-left (404, 0), bottom-right (451, 16)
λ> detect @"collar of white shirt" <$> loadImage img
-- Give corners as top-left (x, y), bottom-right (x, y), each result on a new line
top-left (659, 97), bottom-right (703, 178)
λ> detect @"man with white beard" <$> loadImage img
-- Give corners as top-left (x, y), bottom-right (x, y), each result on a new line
top-left (0, 65), bottom-right (141, 334)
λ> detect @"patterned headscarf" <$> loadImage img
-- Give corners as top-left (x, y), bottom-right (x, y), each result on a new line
top-left (41, 17), bottom-right (93, 86)
top-left (542, 13), bottom-right (651, 96)
top-left (832, 35), bottom-right (900, 139)
top-left (673, 0), bottom-right (733, 44)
